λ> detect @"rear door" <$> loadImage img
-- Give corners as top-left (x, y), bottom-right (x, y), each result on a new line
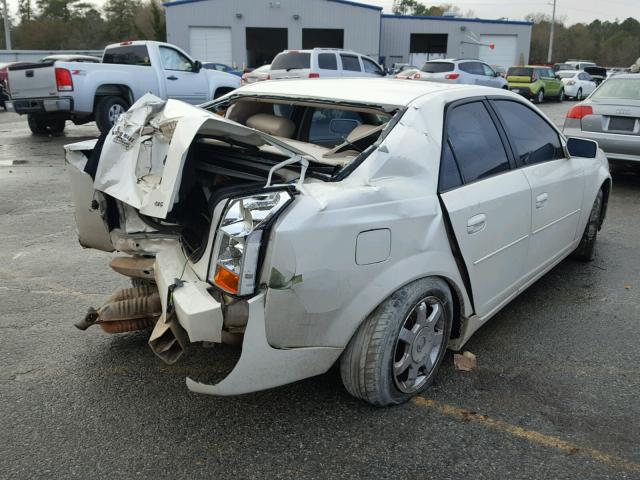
top-left (315, 52), bottom-right (340, 78)
top-left (490, 99), bottom-right (585, 278)
top-left (439, 99), bottom-right (532, 317)
top-left (159, 46), bottom-right (209, 104)
top-left (540, 68), bottom-right (561, 96)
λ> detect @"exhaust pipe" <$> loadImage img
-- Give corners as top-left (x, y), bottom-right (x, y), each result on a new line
top-left (148, 309), bottom-right (190, 365)
top-left (75, 285), bottom-right (161, 333)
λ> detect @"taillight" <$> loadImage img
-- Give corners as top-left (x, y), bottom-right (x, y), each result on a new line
top-left (266, 74), bottom-right (271, 80)
top-left (445, 73), bottom-right (460, 80)
top-left (308, 72), bottom-right (320, 78)
top-left (566, 105), bottom-right (593, 119)
top-left (55, 68), bottom-right (73, 92)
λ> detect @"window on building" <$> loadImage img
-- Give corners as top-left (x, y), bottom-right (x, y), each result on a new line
top-left (302, 29), bottom-right (344, 49)
top-left (409, 34), bottom-right (448, 56)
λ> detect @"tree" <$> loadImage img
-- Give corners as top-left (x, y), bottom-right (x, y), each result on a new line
top-left (18, 0), bottom-right (34, 24)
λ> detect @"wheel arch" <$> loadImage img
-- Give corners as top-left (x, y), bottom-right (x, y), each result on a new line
top-left (599, 178), bottom-right (612, 229)
top-left (93, 84), bottom-right (134, 110)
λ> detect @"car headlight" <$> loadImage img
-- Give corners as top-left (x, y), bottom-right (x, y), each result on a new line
top-left (209, 190), bottom-right (293, 296)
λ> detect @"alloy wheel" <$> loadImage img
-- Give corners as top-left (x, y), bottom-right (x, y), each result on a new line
top-left (392, 296), bottom-right (446, 393)
top-left (108, 104), bottom-right (125, 125)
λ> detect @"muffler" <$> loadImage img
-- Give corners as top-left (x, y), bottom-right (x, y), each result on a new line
top-left (75, 285), bottom-right (162, 333)
top-left (148, 308), bottom-right (190, 365)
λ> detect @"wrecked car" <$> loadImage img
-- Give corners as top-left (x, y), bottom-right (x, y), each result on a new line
top-left (66, 79), bottom-right (611, 406)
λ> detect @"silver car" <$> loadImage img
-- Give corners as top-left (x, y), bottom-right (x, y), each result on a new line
top-left (563, 74), bottom-right (640, 168)
top-left (413, 59), bottom-right (508, 89)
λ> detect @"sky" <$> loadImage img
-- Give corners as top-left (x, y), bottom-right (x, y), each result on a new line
top-left (4, 0), bottom-right (639, 24)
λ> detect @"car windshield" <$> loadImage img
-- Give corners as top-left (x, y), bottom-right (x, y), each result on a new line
top-left (421, 62), bottom-right (454, 73)
top-left (591, 78), bottom-right (640, 100)
top-left (271, 52), bottom-right (311, 70)
top-left (507, 67), bottom-right (533, 77)
top-left (557, 71), bottom-right (577, 78)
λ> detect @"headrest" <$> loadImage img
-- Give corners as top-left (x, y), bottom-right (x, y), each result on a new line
top-left (246, 113), bottom-right (296, 139)
top-left (346, 124), bottom-right (379, 142)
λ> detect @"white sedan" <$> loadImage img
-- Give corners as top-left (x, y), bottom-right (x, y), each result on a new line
top-left (66, 79), bottom-right (611, 406)
top-left (557, 70), bottom-right (597, 100)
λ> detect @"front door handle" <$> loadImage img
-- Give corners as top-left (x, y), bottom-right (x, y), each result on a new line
top-left (467, 214), bottom-right (486, 234)
top-left (167, 75), bottom-right (178, 81)
top-left (536, 193), bottom-right (549, 209)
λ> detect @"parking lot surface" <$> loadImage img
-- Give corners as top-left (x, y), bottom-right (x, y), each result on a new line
top-left (1, 101), bottom-right (639, 479)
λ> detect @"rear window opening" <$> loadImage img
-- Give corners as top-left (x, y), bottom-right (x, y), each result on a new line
top-left (271, 52), bottom-right (311, 71)
top-left (507, 67), bottom-right (533, 77)
top-left (421, 62), bottom-right (454, 73)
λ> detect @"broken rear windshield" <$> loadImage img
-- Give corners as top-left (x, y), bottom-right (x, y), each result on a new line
top-left (271, 52), bottom-right (311, 70)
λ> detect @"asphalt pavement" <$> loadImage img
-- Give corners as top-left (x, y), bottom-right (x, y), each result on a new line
top-left (1, 100), bottom-right (639, 479)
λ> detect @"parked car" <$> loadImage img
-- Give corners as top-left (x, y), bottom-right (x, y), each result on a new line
top-left (553, 62), bottom-right (574, 72)
top-left (566, 60), bottom-right (597, 71)
top-left (39, 54), bottom-right (101, 63)
top-left (563, 73), bottom-right (640, 169)
top-left (583, 66), bottom-right (607, 86)
top-left (202, 62), bottom-right (242, 77)
top-left (414, 59), bottom-right (507, 89)
top-left (507, 66), bottom-right (564, 103)
top-left (0, 81), bottom-right (8, 110)
top-left (6, 40), bottom-right (240, 135)
top-left (394, 68), bottom-right (420, 80)
top-left (269, 48), bottom-right (385, 79)
top-left (65, 78), bottom-right (610, 406)
top-left (556, 70), bottom-right (597, 100)
top-left (389, 63), bottom-right (418, 75)
top-left (241, 64), bottom-right (271, 85)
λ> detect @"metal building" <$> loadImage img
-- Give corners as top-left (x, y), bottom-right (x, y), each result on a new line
top-left (380, 15), bottom-right (532, 69)
top-left (163, 0), bottom-right (382, 68)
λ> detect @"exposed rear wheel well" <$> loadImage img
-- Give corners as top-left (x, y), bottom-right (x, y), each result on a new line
top-left (599, 179), bottom-right (611, 229)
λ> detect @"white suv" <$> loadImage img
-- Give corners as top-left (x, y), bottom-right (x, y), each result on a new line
top-left (269, 48), bottom-right (385, 80)
top-left (413, 58), bottom-right (508, 89)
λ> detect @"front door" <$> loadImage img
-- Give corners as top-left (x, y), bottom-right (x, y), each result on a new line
top-left (159, 46), bottom-right (209, 104)
top-left (490, 99), bottom-right (585, 278)
top-left (439, 100), bottom-right (532, 317)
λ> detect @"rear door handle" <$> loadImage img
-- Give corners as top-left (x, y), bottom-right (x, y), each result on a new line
top-left (467, 214), bottom-right (486, 234)
top-left (167, 75), bottom-right (178, 81)
top-left (536, 193), bottom-right (549, 209)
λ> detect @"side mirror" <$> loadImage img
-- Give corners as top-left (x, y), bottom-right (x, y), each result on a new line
top-left (329, 118), bottom-right (359, 137)
top-left (567, 137), bottom-right (598, 158)
top-left (193, 60), bottom-right (202, 73)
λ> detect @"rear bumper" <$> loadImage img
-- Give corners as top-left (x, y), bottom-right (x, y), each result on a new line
top-left (151, 242), bottom-right (342, 395)
top-left (7, 97), bottom-right (72, 114)
top-left (509, 87), bottom-right (533, 98)
top-left (563, 127), bottom-right (640, 163)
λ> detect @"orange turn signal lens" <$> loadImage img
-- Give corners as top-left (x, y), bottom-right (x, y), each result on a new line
top-left (214, 264), bottom-right (239, 294)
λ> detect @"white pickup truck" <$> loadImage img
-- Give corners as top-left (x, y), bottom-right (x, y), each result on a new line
top-left (6, 40), bottom-right (241, 135)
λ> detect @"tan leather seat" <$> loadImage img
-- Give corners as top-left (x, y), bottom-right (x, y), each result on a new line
top-left (246, 113), bottom-right (296, 139)
top-left (346, 124), bottom-right (379, 142)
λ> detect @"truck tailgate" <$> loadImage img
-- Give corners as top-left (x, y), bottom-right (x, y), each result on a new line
top-left (8, 62), bottom-right (58, 99)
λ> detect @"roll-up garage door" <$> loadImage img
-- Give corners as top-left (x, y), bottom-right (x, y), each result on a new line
top-left (479, 34), bottom-right (518, 69)
top-left (189, 27), bottom-right (232, 64)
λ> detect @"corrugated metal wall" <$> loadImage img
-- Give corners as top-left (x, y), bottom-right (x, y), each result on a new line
top-left (380, 16), bottom-right (531, 67)
top-left (165, 0), bottom-right (381, 68)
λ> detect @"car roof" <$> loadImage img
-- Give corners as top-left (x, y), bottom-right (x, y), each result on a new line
top-left (236, 77), bottom-right (480, 107)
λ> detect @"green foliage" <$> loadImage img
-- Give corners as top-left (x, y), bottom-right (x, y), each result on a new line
top-left (528, 14), bottom-right (640, 67)
top-left (9, 0), bottom-right (166, 49)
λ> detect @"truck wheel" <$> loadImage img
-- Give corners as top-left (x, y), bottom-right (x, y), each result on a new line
top-left (340, 277), bottom-right (453, 406)
top-left (572, 190), bottom-right (603, 262)
top-left (27, 114), bottom-right (66, 135)
top-left (96, 96), bottom-right (129, 135)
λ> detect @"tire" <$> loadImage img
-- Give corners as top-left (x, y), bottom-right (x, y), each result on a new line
top-left (95, 96), bottom-right (129, 135)
top-left (27, 114), bottom-right (66, 135)
top-left (576, 88), bottom-right (583, 101)
top-left (340, 277), bottom-right (453, 406)
top-left (557, 89), bottom-right (565, 102)
top-left (534, 89), bottom-right (544, 104)
top-left (572, 190), bottom-right (603, 261)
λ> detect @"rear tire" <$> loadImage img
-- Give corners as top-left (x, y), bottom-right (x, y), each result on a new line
top-left (534, 89), bottom-right (544, 104)
top-left (572, 190), bottom-right (603, 261)
top-left (557, 89), bottom-right (565, 102)
top-left (340, 277), bottom-right (453, 406)
top-left (27, 114), bottom-right (65, 135)
top-left (95, 96), bottom-right (129, 135)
